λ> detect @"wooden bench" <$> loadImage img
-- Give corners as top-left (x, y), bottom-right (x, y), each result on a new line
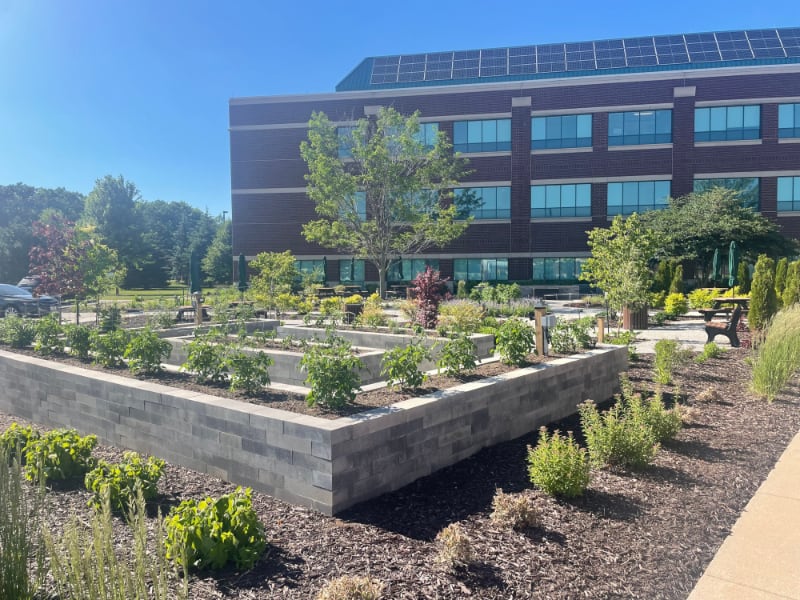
top-left (175, 305), bottom-right (210, 322)
top-left (704, 305), bottom-right (743, 347)
top-left (697, 307), bottom-right (732, 323)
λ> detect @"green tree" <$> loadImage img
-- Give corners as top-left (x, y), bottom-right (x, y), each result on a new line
top-left (749, 255), bottom-right (779, 330)
top-left (202, 221), bottom-right (233, 285)
top-left (249, 251), bottom-right (297, 316)
top-left (300, 107), bottom-right (473, 297)
top-left (580, 214), bottom-right (661, 320)
top-left (644, 187), bottom-right (797, 267)
top-left (652, 260), bottom-right (674, 294)
top-left (669, 264), bottom-right (684, 294)
top-left (775, 257), bottom-right (789, 304)
top-left (737, 261), bottom-right (752, 294)
top-left (782, 260), bottom-right (800, 307)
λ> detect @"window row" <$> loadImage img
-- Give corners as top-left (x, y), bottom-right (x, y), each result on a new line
top-left (778, 176), bottom-right (800, 212)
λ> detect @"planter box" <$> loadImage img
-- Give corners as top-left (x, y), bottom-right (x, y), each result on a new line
top-left (0, 345), bottom-right (626, 515)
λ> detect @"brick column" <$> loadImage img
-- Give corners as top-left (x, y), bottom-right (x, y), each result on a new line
top-left (671, 86), bottom-right (696, 198)
top-left (511, 96), bottom-right (532, 279)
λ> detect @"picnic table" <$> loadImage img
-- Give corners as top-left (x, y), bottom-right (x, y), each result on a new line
top-left (697, 297), bottom-right (750, 322)
top-left (175, 305), bottom-right (210, 321)
top-left (316, 287), bottom-right (336, 298)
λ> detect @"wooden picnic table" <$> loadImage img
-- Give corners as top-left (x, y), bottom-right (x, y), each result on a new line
top-left (175, 305), bottom-right (210, 321)
top-left (711, 297), bottom-right (750, 310)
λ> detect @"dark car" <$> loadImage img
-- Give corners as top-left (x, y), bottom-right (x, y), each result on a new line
top-left (16, 275), bottom-right (41, 293)
top-left (0, 284), bottom-right (59, 317)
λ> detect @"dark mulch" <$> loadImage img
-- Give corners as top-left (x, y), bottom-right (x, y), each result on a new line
top-left (1, 348), bottom-right (798, 598)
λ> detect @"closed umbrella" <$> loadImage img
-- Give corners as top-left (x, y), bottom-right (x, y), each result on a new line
top-left (728, 241), bottom-right (739, 288)
top-left (237, 254), bottom-right (248, 301)
top-left (350, 256), bottom-right (355, 282)
top-left (322, 256), bottom-right (327, 284)
top-left (398, 256), bottom-right (404, 280)
top-left (189, 251), bottom-right (202, 294)
top-left (711, 248), bottom-right (721, 285)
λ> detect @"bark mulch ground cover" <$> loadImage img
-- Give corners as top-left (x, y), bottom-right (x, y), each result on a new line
top-left (1, 347), bottom-right (798, 598)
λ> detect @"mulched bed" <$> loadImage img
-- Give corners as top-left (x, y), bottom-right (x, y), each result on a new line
top-left (1, 348), bottom-right (798, 598)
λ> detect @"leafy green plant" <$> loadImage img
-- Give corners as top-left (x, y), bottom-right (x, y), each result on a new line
top-left (85, 451), bottom-right (166, 512)
top-left (64, 323), bottom-right (92, 360)
top-left (688, 288), bottom-right (720, 309)
top-left (357, 303), bottom-right (388, 327)
top-left (24, 428), bottom-right (98, 483)
top-left (125, 327), bottom-right (172, 374)
top-left (653, 339), bottom-right (692, 385)
top-left (663, 292), bottom-right (688, 317)
top-left (436, 334), bottom-right (478, 377)
top-left (606, 330), bottom-right (638, 360)
top-left (434, 523), bottom-right (473, 571)
top-left (494, 317), bottom-right (535, 366)
top-left (380, 338), bottom-right (430, 389)
top-left (578, 399), bottom-right (658, 469)
top-left (630, 390), bottom-right (682, 442)
top-left (456, 280), bottom-right (467, 299)
top-left (91, 328), bottom-right (131, 367)
top-left (98, 304), bottom-right (123, 332)
top-left (490, 489), bottom-right (540, 530)
top-left (749, 254), bottom-right (779, 330)
top-left (0, 315), bottom-right (36, 348)
top-left (548, 317), bottom-right (593, 354)
top-left (437, 300), bottom-right (485, 335)
top-left (33, 313), bottom-right (64, 355)
top-left (164, 487), bottom-right (266, 572)
top-left (695, 341), bottom-right (724, 363)
top-left (650, 311), bottom-right (669, 327)
top-left (751, 304), bottom-right (800, 402)
top-left (181, 332), bottom-right (230, 384)
top-left (300, 336), bottom-right (362, 409)
top-left (0, 423), bottom-right (40, 464)
top-left (226, 349), bottom-right (273, 395)
top-left (526, 428), bottom-right (590, 498)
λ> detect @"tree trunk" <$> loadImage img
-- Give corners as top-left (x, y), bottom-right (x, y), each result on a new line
top-left (75, 298), bottom-right (80, 325)
top-left (378, 267), bottom-right (387, 299)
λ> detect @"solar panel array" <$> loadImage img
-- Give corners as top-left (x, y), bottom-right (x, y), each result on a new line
top-left (369, 28), bottom-right (800, 86)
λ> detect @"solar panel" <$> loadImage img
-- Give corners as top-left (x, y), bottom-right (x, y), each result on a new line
top-left (360, 27), bottom-right (799, 87)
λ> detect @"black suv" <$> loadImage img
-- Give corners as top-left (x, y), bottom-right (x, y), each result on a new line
top-left (0, 284), bottom-right (59, 317)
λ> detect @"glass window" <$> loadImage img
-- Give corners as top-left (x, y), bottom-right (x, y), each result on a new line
top-left (415, 123), bottom-right (439, 148)
top-left (694, 105), bottom-right (761, 141)
top-left (388, 258), bottom-right (440, 282)
top-left (453, 258), bottom-right (509, 281)
top-left (453, 118), bottom-right (512, 152)
top-left (531, 257), bottom-right (587, 282)
top-left (337, 126), bottom-right (356, 158)
top-left (608, 109), bottom-right (672, 145)
top-left (295, 260), bottom-right (325, 283)
top-left (777, 176), bottom-right (800, 212)
top-left (454, 187), bottom-right (511, 219)
top-left (607, 180), bottom-right (671, 216)
top-left (339, 259), bottom-right (365, 283)
top-left (531, 114), bottom-right (592, 149)
top-left (778, 104), bottom-right (800, 138)
top-left (340, 191), bottom-right (366, 220)
top-left (693, 178), bottom-right (760, 209)
top-left (531, 183), bottom-right (591, 218)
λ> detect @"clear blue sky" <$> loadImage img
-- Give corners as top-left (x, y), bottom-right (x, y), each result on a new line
top-left (0, 0), bottom-right (793, 217)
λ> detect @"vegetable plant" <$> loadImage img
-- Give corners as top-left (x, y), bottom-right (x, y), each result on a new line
top-left (300, 336), bottom-right (362, 409)
top-left (380, 338), bottom-right (430, 389)
top-left (24, 428), bottom-right (97, 483)
top-left (91, 328), bottom-right (131, 367)
top-left (125, 328), bottom-right (172, 374)
top-left (494, 317), bottom-right (535, 366)
top-left (85, 451), bottom-right (166, 511)
top-left (436, 334), bottom-right (477, 377)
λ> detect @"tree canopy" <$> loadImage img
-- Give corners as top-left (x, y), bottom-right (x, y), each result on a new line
top-left (300, 107), bottom-right (473, 297)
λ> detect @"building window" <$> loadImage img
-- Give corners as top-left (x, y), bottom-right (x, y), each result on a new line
top-left (777, 176), bottom-right (800, 212)
top-left (415, 123), bottom-right (439, 148)
top-left (532, 114), bottom-right (592, 149)
top-left (532, 257), bottom-right (586, 283)
top-left (531, 183), bottom-right (591, 218)
top-left (453, 119), bottom-right (511, 153)
top-left (388, 258), bottom-right (440, 281)
top-left (340, 191), bottom-right (367, 220)
top-left (454, 187), bottom-right (511, 219)
top-left (337, 126), bottom-right (357, 158)
top-left (454, 258), bottom-right (509, 282)
top-left (295, 260), bottom-right (325, 282)
top-left (694, 105), bottom-right (760, 142)
top-left (607, 180), bottom-right (671, 216)
top-left (608, 110), bottom-right (671, 145)
top-left (693, 178), bottom-right (760, 210)
top-left (339, 259), bottom-right (365, 283)
top-left (778, 104), bottom-right (800, 139)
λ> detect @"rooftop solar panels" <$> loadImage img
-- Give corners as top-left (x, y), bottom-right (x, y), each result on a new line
top-left (365, 28), bottom-right (799, 87)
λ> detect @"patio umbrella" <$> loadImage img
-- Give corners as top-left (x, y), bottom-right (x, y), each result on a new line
top-left (711, 248), bottom-right (721, 285)
top-left (397, 256), bottom-right (404, 280)
top-left (189, 251), bottom-right (202, 294)
top-left (350, 256), bottom-right (355, 282)
top-left (322, 256), bottom-right (327, 283)
top-left (728, 241), bottom-right (739, 288)
top-left (237, 254), bottom-right (247, 300)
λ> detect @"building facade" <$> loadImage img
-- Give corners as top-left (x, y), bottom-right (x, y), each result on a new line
top-left (230, 28), bottom-right (800, 286)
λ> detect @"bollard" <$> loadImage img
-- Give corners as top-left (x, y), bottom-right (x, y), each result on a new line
top-left (596, 317), bottom-right (605, 344)
top-left (534, 307), bottom-right (547, 356)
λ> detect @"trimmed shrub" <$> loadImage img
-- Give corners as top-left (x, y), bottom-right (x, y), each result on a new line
top-left (436, 334), bottom-right (478, 377)
top-left (85, 451), bottom-right (165, 512)
top-left (737, 261), bottom-right (752, 294)
top-left (669, 264), bottom-right (684, 294)
top-left (749, 254), bottom-right (779, 331)
top-left (653, 339), bottom-right (692, 385)
top-left (663, 293), bottom-right (689, 318)
top-left (527, 428), bottom-right (590, 498)
top-left (578, 399), bottom-right (659, 470)
top-left (688, 288), bottom-right (720, 310)
top-left (775, 257), bottom-right (789, 301)
top-left (316, 575), bottom-right (385, 600)
top-left (490, 489), bottom-right (539, 530)
top-left (24, 428), bottom-right (97, 483)
top-left (494, 317), bottom-right (535, 366)
top-left (783, 260), bottom-right (800, 307)
top-left (434, 524), bottom-right (473, 570)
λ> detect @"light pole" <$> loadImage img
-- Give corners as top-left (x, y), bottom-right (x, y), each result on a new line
top-left (221, 210), bottom-right (228, 222)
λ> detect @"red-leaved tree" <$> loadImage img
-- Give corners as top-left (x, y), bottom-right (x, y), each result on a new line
top-left (410, 267), bottom-right (449, 329)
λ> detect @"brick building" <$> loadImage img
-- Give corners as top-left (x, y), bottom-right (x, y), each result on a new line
top-left (230, 28), bottom-right (800, 287)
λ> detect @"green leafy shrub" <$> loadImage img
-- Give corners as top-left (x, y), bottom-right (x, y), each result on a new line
top-left (380, 338), bottom-right (430, 389)
top-left (436, 334), bottom-right (477, 377)
top-left (85, 451), bottom-right (166, 512)
top-left (0, 423), bottom-right (40, 464)
top-left (653, 339), bottom-right (692, 385)
top-left (434, 523), bottom-right (473, 570)
top-left (494, 317), bottom-right (535, 366)
top-left (147, 310), bottom-right (178, 330)
top-left (24, 428), bottom-right (97, 483)
top-left (782, 260), bottom-right (800, 307)
top-left (606, 330), bottom-right (638, 360)
top-left (437, 300), bottom-right (485, 335)
top-left (316, 575), bottom-right (385, 600)
top-left (663, 292), bottom-right (689, 317)
top-left (357, 303), bottom-right (388, 327)
top-left (495, 283), bottom-right (522, 303)
top-left (124, 327), bottom-right (172, 374)
top-left (456, 280), bottom-right (467, 299)
top-left (0, 315), bottom-right (35, 348)
top-left (98, 304), bottom-right (122, 332)
top-left (649, 290), bottom-right (667, 309)
top-left (578, 399), bottom-right (659, 469)
top-left (343, 294), bottom-right (363, 305)
top-left (749, 254), bottom-right (779, 330)
top-left (526, 428), bottom-right (590, 498)
top-left (695, 341), bottom-right (724, 363)
top-left (631, 391), bottom-right (682, 442)
top-left (650, 311), bottom-right (669, 327)
top-left (181, 331), bottom-right (230, 383)
top-left (548, 317), bottom-right (593, 354)
top-left (64, 323), bottom-right (92, 360)
top-left (226, 349), bottom-right (273, 395)
top-left (490, 489), bottom-right (540, 530)
top-left (91, 328), bottom-right (131, 367)
top-left (669, 264), bottom-right (684, 294)
top-left (33, 314), bottom-right (63, 355)
top-left (300, 336), bottom-right (362, 409)
top-left (319, 296), bottom-right (343, 316)
top-left (688, 288), bottom-right (721, 310)
top-left (164, 487), bottom-right (266, 571)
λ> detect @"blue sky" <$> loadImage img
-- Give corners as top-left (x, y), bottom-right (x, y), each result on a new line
top-left (0, 0), bottom-right (793, 217)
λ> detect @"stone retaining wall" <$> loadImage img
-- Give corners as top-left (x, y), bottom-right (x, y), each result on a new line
top-left (0, 345), bottom-right (626, 515)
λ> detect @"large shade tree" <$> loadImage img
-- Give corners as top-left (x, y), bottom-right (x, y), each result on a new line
top-left (300, 107), bottom-right (474, 297)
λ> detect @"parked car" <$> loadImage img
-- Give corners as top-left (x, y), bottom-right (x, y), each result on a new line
top-left (16, 275), bottom-right (41, 293)
top-left (0, 284), bottom-right (59, 317)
